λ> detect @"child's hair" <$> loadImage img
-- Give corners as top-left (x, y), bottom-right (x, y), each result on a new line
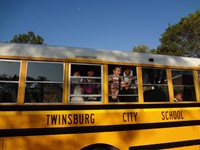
top-left (113, 66), bottom-right (122, 71)
top-left (74, 71), bottom-right (80, 76)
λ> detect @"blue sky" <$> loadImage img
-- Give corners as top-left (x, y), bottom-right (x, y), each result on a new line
top-left (0, 0), bottom-right (199, 51)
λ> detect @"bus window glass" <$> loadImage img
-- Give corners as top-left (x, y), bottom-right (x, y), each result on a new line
top-left (172, 70), bottom-right (196, 102)
top-left (142, 67), bottom-right (169, 102)
top-left (108, 65), bottom-right (138, 102)
top-left (0, 61), bottom-right (20, 103)
top-left (70, 64), bottom-right (102, 102)
top-left (25, 62), bottom-right (63, 103)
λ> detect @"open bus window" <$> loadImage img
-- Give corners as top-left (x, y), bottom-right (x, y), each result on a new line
top-left (142, 67), bottom-right (169, 102)
top-left (0, 61), bottom-right (20, 103)
top-left (70, 63), bottom-right (102, 102)
top-left (172, 70), bottom-right (196, 102)
top-left (108, 65), bottom-right (138, 102)
top-left (25, 61), bottom-right (63, 103)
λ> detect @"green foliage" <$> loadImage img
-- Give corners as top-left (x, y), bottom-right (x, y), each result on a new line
top-left (10, 31), bottom-right (44, 44)
top-left (132, 45), bottom-right (159, 54)
top-left (132, 45), bottom-right (150, 53)
top-left (157, 10), bottom-right (200, 56)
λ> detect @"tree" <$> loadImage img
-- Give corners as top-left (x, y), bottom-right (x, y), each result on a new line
top-left (132, 45), bottom-right (150, 53)
top-left (156, 10), bottom-right (200, 57)
top-left (10, 31), bottom-right (44, 44)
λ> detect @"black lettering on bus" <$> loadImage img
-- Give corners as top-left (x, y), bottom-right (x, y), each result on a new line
top-left (169, 111), bottom-right (173, 120)
top-left (68, 114), bottom-right (73, 124)
top-left (58, 114), bottom-right (60, 125)
top-left (79, 114), bottom-right (84, 124)
top-left (46, 113), bottom-right (95, 126)
top-left (74, 114), bottom-right (78, 124)
top-left (161, 111), bottom-right (165, 120)
top-left (133, 112), bottom-right (137, 121)
top-left (161, 111), bottom-right (184, 120)
top-left (174, 111), bottom-right (177, 119)
top-left (51, 115), bottom-right (58, 125)
top-left (122, 112), bottom-right (138, 122)
top-left (123, 113), bottom-right (126, 122)
top-left (46, 115), bottom-right (50, 125)
top-left (62, 114), bottom-right (67, 125)
top-left (91, 113), bottom-right (95, 124)
top-left (181, 111), bottom-right (184, 119)
top-left (85, 114), bottom-right (90, 124)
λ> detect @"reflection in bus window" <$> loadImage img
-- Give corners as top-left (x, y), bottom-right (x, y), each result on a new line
top-left (172, 70), bottom-right (196, 101)
top-left (142, 67), bottom-right (169, 102)
top-left (0, 61), bottom-right (20, 103)
top-left (25, 61), bottom-right (63, 103)
top-left (108, 65), bottom-right (138, 102)
top-left (70, 64), bottom-right (102, 102)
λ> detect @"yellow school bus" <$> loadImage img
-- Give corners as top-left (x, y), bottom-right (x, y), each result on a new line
top-left (0, 42), bottom-right (200, 150)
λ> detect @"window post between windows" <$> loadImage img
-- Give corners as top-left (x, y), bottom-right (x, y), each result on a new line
top-left (18, 60), bottom-right (27, 104)
top-left (103, 64), bottom-right (108, 104)
top-left (63, 62), bottom-right (69, 104)
top-left (137, 67), bottom-right (143, 103)
top-left (194, 70), bottom-right (200, 102)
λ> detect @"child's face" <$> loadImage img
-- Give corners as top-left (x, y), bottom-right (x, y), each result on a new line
top-left (124, 69), bottom-right (131, 76)
top-left (88, 70), bottom-right (94, 76)
top-left (110, 84), bottom-right (119, 92)
top-left (176, 94), bottom-right (183, 101)
top-left (113, 67), bottom-right (121, 76)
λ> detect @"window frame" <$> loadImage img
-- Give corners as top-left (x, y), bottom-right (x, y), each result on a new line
top-left (0, 59), bottom-right (21, 103)
top-left (25, 61), bottom-right (64, 103)
top-left (141, 66), bottom-right (169, 102)
top-left (171, 69), bottom-right (196, 102)
top-left (69, 63), bottom-right (103, 103)
top-left (107, 64), bottom-right (138, 103)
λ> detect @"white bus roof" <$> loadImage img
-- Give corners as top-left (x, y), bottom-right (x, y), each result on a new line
top-left (0, 42), bottom-right (200, 68)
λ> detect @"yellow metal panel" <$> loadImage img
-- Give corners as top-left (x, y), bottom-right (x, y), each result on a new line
top-left (137, 67), bottom-right (144, 103)
top-left (1, 107), bottom-right (199, 129)
top-left (63, 62), bottom-right (69, 104)
top-left (1, 107), bottom-right (200, 149)
top-left (193, 70), bottom-right (200, 102)
top-left (17, 60), bottom-right (27, 104)
top-left (103, 64), bottom-right (108, 104)
top-left (2, 125), bottom-right (200, 150)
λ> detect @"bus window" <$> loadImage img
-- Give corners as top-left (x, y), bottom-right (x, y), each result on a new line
top-left (0, 60), bottom-right (20, 103)
top-left (70, 64), bottom-right (102, 102)
top-left (108, 65), bottom-right (138, 102)
top-left (197, 71), bottom-right (200, 90)
top-left (25, 61), bottom-right (63, 103)
top-left (172, 69), bottom-right (196, 102)
top-left (142, 67), bottom-right (169, 102)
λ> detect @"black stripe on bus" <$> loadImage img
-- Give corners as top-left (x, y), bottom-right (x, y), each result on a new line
top-left (0, 120), bottom-right (200, 137)
top-left (129, 139), bottom-right (200, 150)
top-left (0, 103), bottom-right (200, 111)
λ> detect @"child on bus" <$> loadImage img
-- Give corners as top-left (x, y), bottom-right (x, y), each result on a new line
top-left (109, 83), bottom-right (120, 102)
top-left (83, 69), bottom-right (100, 101)
top-left (70, 71), bottom-right (84, 102)
top-left (174, 91), bottom-right (183, 102)
top-left (108, 66), bottom-right (125, 102)
top-left (108, 66), bottom-right (125, 89)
